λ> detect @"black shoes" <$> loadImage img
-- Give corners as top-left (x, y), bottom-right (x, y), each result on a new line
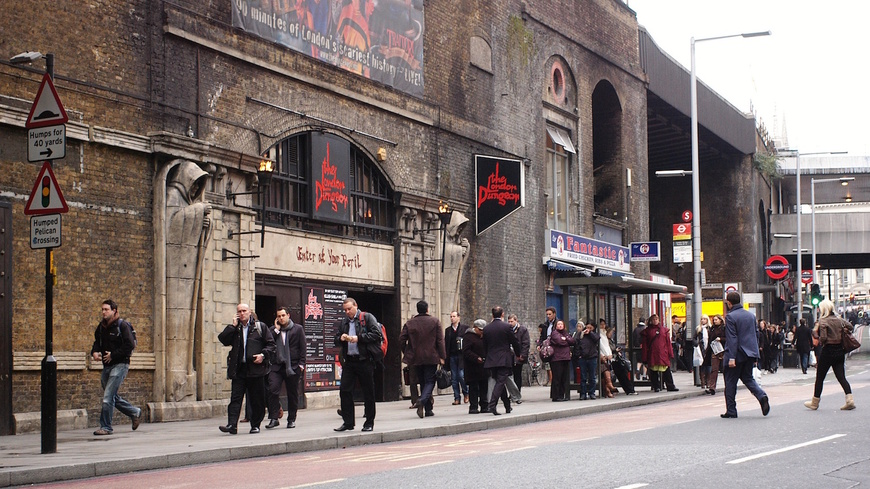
top-left (131, 410), bottom-right (142, 431)
top-left (287, 421), bottom-right (296, 429)
top-left (265, 419), bottom-right (280, 429)
top-left (249, 427), bottom-right (260, 434)
top-left (416, 402), bottom-right (424, 419)
top-left (720, 413), bottom-right (737, 418)
top-left (468, 409), bottom-right (479, 414)
top-left (361, 425), bottom-right (374, 432)
top-left (490, 408), bottom-right (501, 416)
top-left (218, 424), bottom-right (237, 434)
top-left (334, 424), bottom-right (354, 432)
top-left (666, 387), bottom-right (680, 392)
top-left (760, 395), bottom-right (770, 416)
top-left (424, 412), bottom-right (434, 417)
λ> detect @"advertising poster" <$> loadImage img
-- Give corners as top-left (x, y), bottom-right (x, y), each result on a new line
top-left (310, 133), bottom-right (351, 224)
top-left (231, 0), bottom-right (425, 97)
top-left (303, 286), bottom-right (347, 390)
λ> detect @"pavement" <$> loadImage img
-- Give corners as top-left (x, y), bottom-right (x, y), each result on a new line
top-left (0, 364), bottom-right (832, 487)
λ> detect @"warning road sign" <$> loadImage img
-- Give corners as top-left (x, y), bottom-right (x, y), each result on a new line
top-left (25, 73), bottom-right (68, 129)
top-left (24, 161), bottom-right (69, 215)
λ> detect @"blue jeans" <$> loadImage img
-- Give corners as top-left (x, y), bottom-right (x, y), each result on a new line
top-left (99, 362), bottom-right (140, 431)
top-left (799, 352), bottom-right (810, 373)
top-left (723, 360), bottom-right (767, 416)
top-left (416, 364), bottom-right (438, 413)
top-left (579, 357), bottom-right (598, 396)
top-left (449, 355), bottom-right (467, 400)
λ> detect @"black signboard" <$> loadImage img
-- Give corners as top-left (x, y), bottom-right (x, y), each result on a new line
top-left (302, 286), bottom-right (346, 390)
top-left (310, 133), bottom-right (351, 224)
top-left (475, 155), bottom-right (524, 235)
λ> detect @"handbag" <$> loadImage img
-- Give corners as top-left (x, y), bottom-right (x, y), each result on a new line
top-left (841, 320), bottom-right (861, 353)
top-left (435, 366), bottom-right (452, 390)
top-left (539, 338), bottom-right (554, 361)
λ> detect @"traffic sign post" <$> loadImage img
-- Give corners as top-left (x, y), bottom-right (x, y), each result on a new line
top-left (30, 214), bottom-right (62, 249)
top-left (27, 125), bottom-right (65, 162)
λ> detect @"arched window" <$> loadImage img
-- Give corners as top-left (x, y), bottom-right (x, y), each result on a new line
top-left (261, 132), bottom-right (395, 244)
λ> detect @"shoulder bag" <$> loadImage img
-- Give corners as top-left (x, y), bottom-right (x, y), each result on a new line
top-left (841, 320), bottom-right (861, 354)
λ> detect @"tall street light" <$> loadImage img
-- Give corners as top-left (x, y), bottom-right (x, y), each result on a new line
top-left (690, 30), bottom-right (770, 332)
top-left (811, 176), bottom-right (854, 283)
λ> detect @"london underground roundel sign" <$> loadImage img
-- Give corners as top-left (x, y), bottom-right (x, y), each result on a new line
top-left (764, 255), bottom-right (789, 280)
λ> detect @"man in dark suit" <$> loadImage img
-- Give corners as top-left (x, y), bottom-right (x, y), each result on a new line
top-left (218, 303), bottom-right (276, 434)
top-left (721, 292), bottom-right (769, 418)
top-left (444, 311), bottom-right (469, 405)
top-left (334, 297), bottom-right (382, 432)
top-left (265, 306), bottom-right (306, 429)
top-left (794, 318), bottom-right (813, 374)
top-left (483, 306), bottom-right (521, 415)
top-left (400, 300), bottom-right (446, 418)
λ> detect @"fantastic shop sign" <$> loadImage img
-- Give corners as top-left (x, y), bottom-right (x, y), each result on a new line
top-left (475, 155), bottom-right (524, 235)
top-left (547, 229), bottom-right (631, 274)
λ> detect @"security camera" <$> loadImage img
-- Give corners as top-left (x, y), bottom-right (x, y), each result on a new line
top-left (10, 51), bottom-right (43, 64)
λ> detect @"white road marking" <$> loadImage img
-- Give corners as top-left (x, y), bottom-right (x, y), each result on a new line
top-left (283, 479), bottom-right (346, 488)
top-left (727, 434), bottom-right (846, 464)
top-left (614, 483), bottom-right (649, 489)
top-left (494, 445), bottom-right (537, 454)
top-left (402, 460), bottom-right (453, 470)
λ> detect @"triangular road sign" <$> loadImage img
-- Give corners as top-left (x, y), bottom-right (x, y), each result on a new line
top-left (24, 162), bottom-right (69, 215)
top-left (25, 73), bottom-right (68, 129)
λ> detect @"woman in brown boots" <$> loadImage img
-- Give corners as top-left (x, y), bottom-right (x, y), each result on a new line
top-left (804, 299), bottom-right (855, 411)
top-left (598, 320), bottom-right (618, 398)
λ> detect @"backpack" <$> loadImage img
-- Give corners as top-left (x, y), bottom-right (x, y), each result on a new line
top-left (118, 319), bottom-right (137, 349)
top-left (359, 311), bottom-right (387, 361)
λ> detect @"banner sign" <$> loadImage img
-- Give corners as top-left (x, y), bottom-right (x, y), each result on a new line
top-left (630, 241), bottom-right (661, 262)
top-left (547, 229), bottom-right (631, 273)
top-left (303, 287), bottom-right (346, 391)
top-left (232, 0), bottom-right (425, 97)
top-left (475, 155), bottom-right (524, 235)
top-left (310, 132), bottom-right (351, 224)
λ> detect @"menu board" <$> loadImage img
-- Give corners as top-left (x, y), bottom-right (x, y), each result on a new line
top-left (303, 286), bottom-right (346, 390)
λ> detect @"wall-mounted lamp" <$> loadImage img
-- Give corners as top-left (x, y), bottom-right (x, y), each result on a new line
top-left (413, 201), bottom-right (454, 272)
top-left (224, 159), bottom-right (274, 258)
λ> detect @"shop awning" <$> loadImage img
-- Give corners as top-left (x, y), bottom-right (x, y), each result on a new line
top-left (545, 259), bottom-right (592, 275)
top-left (554, 275), bottom-right (688, 295)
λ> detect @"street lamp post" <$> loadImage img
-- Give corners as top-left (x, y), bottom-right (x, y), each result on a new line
top-left (690, 30), bottom-right (770, 333)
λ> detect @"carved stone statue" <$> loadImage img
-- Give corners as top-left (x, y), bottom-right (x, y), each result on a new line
top-left (165, 161), bottom-right (212, 402)
top-left (440, 211), bottom-right (470, 314)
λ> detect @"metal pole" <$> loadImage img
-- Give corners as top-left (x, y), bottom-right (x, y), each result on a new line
top-left (689, 37), bottom-right (700, 343)
top-left (811, 179), bottom-right (817, 285)
top-left (796, 153), bottom-right (803, 326)
top-left (41, 53), bottom-right (57, 454)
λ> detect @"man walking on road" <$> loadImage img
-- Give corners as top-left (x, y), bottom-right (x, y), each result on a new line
top-left (483, 306), bottom-right (521, 415)
top-left (401, 300), bottom-right (446, 418)
top-left (218, 303), bottom-right (276, 434)
top-left (721, 291), bottom-right (770, 418)
top-left (91, 299), bottom-right (143, 436)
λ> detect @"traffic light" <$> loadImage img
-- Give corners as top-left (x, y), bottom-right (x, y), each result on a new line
top-left (810, 283), bottom-right (824, 307)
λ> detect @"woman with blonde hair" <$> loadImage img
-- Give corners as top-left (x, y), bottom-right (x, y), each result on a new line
top-left (695, 315), bottom-right (711, 389)
top-left (804, 299), bottom-right (855, 411)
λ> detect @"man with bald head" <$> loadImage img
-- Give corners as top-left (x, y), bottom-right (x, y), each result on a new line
top-left (218, 303), bottom-right (275, 434)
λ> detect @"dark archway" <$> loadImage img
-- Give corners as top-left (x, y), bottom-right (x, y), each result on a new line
top-left (592, 81), bottom-right (624, 224)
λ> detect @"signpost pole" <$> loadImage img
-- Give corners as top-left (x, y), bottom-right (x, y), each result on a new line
top-left (41, 54), bottom-right (57, 454)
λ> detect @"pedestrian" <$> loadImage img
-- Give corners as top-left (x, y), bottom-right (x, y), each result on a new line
top-left (445, 311), bottom-right (469, 405)
top-left (720, 292), bottom-right (770, 418)
top-left (599, 320), bottom-right (618, 398)
top-left (508, 313), bottom-right (530, 401)
top-left (90, 299), bottom-right (143, 436)
top-left (400, 300), bottom-right (446, 418)
top-left (266, 306), bottom-right (306, 429)
top-left (549, 319), bottom-right (575, 401)
top-left (575, 320), bottom-right (599, 400)
top-left (218, 303), bottom-right (276, 434)
top-left (705, 314), bottom-right (726, 395)
top-left (804, 299), bottom-right (856, 411)
top-left (632, 320), bottom-right (647, 381)
top-left (794, 318), bottom-right (813, 374)
top-left (463, 319), bottom-right (489, 414)
top-left (483, 306), bottom-right (521, 415)
top-left (641, 314), bottom-right (679, 392)
top-left (537, 307), bottom-right (557, 386)
top-left (334, 297), bottom-right (381, 432)
top-left (695, 315), bottom-right (711, 389)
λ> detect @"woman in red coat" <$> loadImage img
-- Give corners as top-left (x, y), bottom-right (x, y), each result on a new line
top-left (641, 314), bottom-right (679, 392)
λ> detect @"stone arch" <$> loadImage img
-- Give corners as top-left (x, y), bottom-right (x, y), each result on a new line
top-left (470, 35), bottom-right (493, 73)
top-left (592, 79), bottom-right (624, 222)
top-left (542, 55), bottom-right (577, 111)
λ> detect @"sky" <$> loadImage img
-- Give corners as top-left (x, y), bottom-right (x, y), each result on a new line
top-left (629, 0), bottom-right (870, 156)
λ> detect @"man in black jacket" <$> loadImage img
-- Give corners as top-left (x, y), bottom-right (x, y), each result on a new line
top-left (91, 299), bottom-right (142, 436)
top-left (445, 311), bottom-right (468, 405)
top-left (218, 303), bottom-right (276, 434)
top-left (483, 306), bottom-right (521, 415)
top-left (794, 318), bottom-right (813, 374)
top-left (334, 297), bottom-right (382, 432)
top-left (265, 306), bottom-right (306, 429)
